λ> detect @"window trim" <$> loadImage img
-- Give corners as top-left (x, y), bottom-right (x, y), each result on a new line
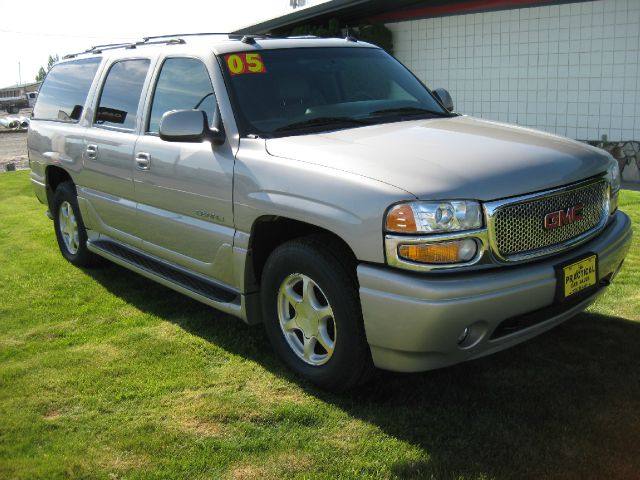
top-left (144, 55), bottom-right (217, 136)
top-left (92, 57), bottom-right (153, 134)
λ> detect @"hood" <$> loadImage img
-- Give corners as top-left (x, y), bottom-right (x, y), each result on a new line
top-left (265, 116), bottom-right (611, 201)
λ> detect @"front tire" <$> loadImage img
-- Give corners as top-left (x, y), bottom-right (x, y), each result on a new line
top-left (261, 236), bottom-right (373, 391)
top-left (52, 181), bottom-right (101, 267)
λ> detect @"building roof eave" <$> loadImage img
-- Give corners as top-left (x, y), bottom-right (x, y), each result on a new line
top-left (232, 0), bottom-right (370, 34)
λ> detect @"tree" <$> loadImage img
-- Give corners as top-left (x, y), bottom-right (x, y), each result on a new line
top-left (47, 54), bottom-right (59, 69)
top-left (291, 18), bottom-right (341, 39)
top-left (35, 67), bottom-right (46, 82)
top-left (35, 54), bottom-right (60, 81)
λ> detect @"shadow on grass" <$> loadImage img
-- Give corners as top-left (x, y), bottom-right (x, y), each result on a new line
top-left (87, 262), bottom-right (640, 480)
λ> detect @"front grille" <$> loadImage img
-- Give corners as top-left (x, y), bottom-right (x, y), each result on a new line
top-left (491, 180), bottom-right (608, 259)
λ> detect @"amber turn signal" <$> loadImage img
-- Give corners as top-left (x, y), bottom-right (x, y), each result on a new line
top-left (385, 204), bottom-right (417, 232)
top-left (398, 239), bottom-right (477, 264)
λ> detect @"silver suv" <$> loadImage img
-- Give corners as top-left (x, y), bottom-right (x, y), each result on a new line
top-left (29, 34), bottom-right (632, 390)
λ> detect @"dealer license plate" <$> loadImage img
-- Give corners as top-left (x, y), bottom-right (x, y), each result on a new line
top-left (561, 255), bottom-right (597, 298)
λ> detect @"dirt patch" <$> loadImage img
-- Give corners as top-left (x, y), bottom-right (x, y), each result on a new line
top-left (43, 409), bottom-right (61, 421)
top-left (0, 108), bottom-right (30, 171)
top-left (227, 452), bottom-right (313, 480)
top-left (97, 450), bottom-right (151, 471)
top-left (177, 417), bottom-right (229, 438)
top-left (228, 465), bottom-right (266, 480)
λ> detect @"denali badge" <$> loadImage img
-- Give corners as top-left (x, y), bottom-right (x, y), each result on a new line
top-left (544, 202), bottom-right (584, 229)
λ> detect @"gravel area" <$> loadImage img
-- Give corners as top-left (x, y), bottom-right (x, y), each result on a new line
top-left (0, 108), bottom-right (30, 171)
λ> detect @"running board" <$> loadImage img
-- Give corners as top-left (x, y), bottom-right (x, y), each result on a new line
top-left (87, 240), bottom-right (242, 316)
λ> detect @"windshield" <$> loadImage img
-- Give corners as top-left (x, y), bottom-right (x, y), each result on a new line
top-left (220, 47), bottom-right (452, 137)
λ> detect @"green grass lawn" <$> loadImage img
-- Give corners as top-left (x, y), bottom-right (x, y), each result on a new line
top-left (1, 170), bottom-right (639, 480)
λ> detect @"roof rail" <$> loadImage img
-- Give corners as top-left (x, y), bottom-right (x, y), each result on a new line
top-left (91, 42), bottom-right (137, 54)
top-left (131, 38), bottom-right (186, 48)
top-left (89, 42), bottom-right (135, 51)
top-left (141, 32), bottom-right (271, 42)
top-left (63, 42), bottom-right (134, 59)
top-left (60, 32), bottom-right (297, 60)
top-left (61, 37), bottom-right (190, 59)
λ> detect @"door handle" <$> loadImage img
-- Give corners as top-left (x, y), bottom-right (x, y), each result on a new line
top-left (135, 152), bottom-right (151, 170)
top-left (86, 144), bottom-right (98, 160)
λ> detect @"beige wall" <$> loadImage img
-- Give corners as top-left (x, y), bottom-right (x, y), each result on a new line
top-left (388, 0), bottom-right (640, 142)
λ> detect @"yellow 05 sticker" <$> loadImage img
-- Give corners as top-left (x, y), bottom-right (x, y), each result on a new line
top-left (225, 53), bottom-right (267, 75)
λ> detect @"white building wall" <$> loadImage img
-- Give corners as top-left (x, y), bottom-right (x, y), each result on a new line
top-left (387, 0), bottom-right (640, 141)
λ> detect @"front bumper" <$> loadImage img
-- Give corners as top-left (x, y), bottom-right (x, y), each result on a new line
top-left (358, 210), bottom-right (632, 372)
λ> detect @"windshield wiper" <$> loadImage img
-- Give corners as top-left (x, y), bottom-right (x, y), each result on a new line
top-left (274, 116), bottom-right (370, 133)
top-left (368, 106), bottom-right (451, 117)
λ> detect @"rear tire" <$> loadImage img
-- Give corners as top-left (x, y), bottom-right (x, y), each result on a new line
top-left (261, 235), bottom-right (373, 391)
top-left (52, 181), bottom-right (101, 267)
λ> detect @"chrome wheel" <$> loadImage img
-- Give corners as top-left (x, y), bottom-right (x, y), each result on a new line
top-left (277, 273), bottom-right (337, 366)
top-left (58, 200), bottom-right (79, 255)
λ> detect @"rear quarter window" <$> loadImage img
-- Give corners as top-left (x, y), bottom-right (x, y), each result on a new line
top-left (33, 57), bottom-right (102, 122)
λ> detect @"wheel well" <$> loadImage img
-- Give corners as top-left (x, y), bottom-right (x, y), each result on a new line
top-left (246, 217), bottom-right (357, 292)
top-left (45, 166), bottom-right (72, 208)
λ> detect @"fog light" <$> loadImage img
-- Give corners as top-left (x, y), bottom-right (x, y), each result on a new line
top-left (398, 238), bottom-right (478, 264)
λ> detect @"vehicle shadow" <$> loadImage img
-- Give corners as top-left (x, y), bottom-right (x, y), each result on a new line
top-left (86, 262), bottom-right (640, 480)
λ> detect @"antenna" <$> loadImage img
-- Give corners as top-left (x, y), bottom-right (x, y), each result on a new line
top-left (345, 25), bottom-right (357, 42)
top-left (345, 25), bottom-right (358, 43)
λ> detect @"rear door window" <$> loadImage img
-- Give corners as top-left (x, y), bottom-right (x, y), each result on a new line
top-left (95, 59), bottom-right (150, 130)
top-left (32, 57), bottom-right (101, 122)
top-left (147, 57), bottom-right (215, 134)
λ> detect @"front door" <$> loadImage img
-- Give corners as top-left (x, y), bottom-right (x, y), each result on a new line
top-left (132, 57), bottom-right (235, 285)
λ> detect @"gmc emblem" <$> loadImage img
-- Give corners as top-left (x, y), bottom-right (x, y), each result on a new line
top-left (544, 202), bottom-right (584, 230)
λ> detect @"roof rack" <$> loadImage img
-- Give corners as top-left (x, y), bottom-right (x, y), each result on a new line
top-left (61, 36), bottom-right (190, 59)
top-left (130, 38), bottom-right (186, 48)
top-left (62, 42), bottom-right (135, 59)
top-left (142, 32), bottom-right (272, 43)
top-left (61, 32), bottom-right (325, 60)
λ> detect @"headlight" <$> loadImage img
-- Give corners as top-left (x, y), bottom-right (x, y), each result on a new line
top-left (606, 160), bottom-right (621, 193)
top-left (606, 160), bottom-right (621, 214)
top-left (385, 200), bottom-right (482, 233)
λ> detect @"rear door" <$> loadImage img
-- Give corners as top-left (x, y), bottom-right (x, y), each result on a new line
top-left (132, 56), bottom-right (235, 285)
top-left (79, 57), bottom-right (153, 246)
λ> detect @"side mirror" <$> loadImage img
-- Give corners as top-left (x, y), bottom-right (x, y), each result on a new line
top-left (432, 88), bottom-right (454, 112)
top-left (159, 109), bottom-right (225, 145)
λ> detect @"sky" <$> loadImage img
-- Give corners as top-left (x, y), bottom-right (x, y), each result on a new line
top-left (0, 0), bottom-right (328, 88)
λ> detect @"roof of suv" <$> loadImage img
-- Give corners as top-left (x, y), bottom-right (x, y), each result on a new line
top-left (61, 34), bottom-right (377, 62)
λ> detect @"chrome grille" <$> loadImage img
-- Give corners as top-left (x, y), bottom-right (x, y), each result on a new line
top-left (491, 180), bottom-right (609, 259)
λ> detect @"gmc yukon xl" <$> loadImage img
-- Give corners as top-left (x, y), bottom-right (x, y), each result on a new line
top-left (28, 34), bottom-right (632, 390)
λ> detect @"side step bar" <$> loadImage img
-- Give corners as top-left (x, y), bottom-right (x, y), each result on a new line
top-left (87, 239), bottom-right (243, 317)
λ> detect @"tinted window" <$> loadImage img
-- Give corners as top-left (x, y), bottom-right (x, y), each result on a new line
top-left (33, 58), bottom-right (101, 122)
top-left (222, 48), bottom-right (448, 137)
top-left (148, 58), bottom-right (215, 133)
top-left (95, 59), bottom-right (150, 130)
